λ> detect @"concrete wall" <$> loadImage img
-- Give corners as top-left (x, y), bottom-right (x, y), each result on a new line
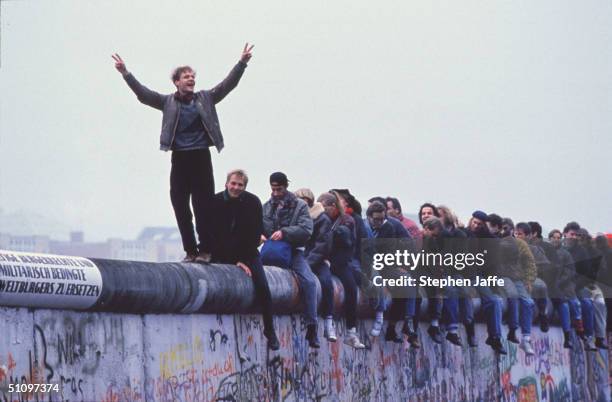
top-left (1, 250), bottom-right (610, 401)
top-left (0, 307), bottom-right (609, 402)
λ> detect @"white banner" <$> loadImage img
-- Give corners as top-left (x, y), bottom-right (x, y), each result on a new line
top-left (0, 250), bottom-right (102, 309)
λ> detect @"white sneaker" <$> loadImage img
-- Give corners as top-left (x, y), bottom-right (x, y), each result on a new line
top-left (323, 317), bottom-right (337, 342)
top-left (520, 338), bottom-right (535, 356)
top-left (370, 314), bottom-right (384, 337)
top-left (344, 327), bottom-right (366, 349)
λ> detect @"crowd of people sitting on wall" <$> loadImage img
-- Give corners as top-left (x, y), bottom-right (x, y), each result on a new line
top-left (198, 168), bottom-right (612, 355)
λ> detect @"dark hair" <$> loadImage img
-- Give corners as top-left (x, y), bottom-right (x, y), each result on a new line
top-left (595, 234), bottom-right (610, 251)
top-left (548, 229), bottom-right (562, 239)
top-left (366, 201), bottom-right (386, 217)
top-left (423, 217), bottom-right (444, 231)
top-left (171, 66), bottom-right (195, 82)
top-left (368, 196), bottom-right (386, 205)
top-left (418, 203), bottom-right (440, 225)
top-left (515, 222), bottom-right (532, 235)
top-left (330, 188), bottom-right (362, 215)
top-left (385, 197), bottom-right (402, 213)
top-left (502, 218), bottom-right (515, 229)
top-left (563, 221), bottom-right (581, 234)
top-left (528, 221), bottom-right (543, 238)
top-left (487, 213), bottom-right (503, 228)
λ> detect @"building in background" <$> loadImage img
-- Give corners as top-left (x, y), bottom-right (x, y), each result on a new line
top-left (0, 227), bottom-right (183, 262)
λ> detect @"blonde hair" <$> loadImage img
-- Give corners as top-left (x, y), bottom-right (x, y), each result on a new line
top-left (226, 169), bottom-right (249, 185)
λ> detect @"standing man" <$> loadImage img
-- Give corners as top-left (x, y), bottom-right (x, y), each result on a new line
top-left (209, 169), bottom-right (279, 351)
top-left (112, 44), bottom-right (254, 262)
top-left (262, 172), bottom-right (320, 348)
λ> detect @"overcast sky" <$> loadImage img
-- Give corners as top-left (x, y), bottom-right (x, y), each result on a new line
top-left (1, 0), bottom-right (610, 241)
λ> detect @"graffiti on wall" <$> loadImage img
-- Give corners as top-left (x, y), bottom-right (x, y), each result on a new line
top-left (1, 308), bottom-right (610, 402)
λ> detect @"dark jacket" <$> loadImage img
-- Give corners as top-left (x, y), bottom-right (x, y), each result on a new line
top-left (388, 217), bottom-right (411, 238)
top-left (352, 212), bottom-right (370, 261)
top-left (497, 237), bottom-right (537, 284)
top-left (305, 205), bottom-right (333, 267)
top-left (123, 61), bottom-right (247, 152)
top-left (262, 192), bottom-right (313, 248)
top-left (553, 244), bottom-right (576, 298)
top-left (209, 190), bottom-right (263, 264)
top-left (329, 214), bottom-right (357, 270)
top-left (465, 227), bottom-right (499, 280)
top-left (566, 243), bottom-right (599, 290)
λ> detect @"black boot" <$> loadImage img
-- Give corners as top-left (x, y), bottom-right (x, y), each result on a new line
top-left (402, 322), bottom-right (420, 348)
top-left (427, 325), bottom-right (443, 344)
top-left (385, 323), bottom-right (402, 343)
top-left (305, 324), bottom-right (320, 349)
top-left (264, 328), bottom-right (280, 351)
top-left (507, 328), bottom-right (519, 344)
top-left (539, 315), bottom-right (550, 333)
top-left (446, 332), bottom-right (462, 346)
top-left (563, 331), bottom-right (573, 349)
top-left (486, 336), bottom-right (507, 355)
top-left (466, 322), bottom-right (477, 347)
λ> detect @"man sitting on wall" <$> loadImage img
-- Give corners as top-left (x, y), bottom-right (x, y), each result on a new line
top-left (209, 169), bottom-right (280, 350)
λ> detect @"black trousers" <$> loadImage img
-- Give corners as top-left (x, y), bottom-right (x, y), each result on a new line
top-left (245, 256), bottom-right (275, 332)
top-left (170, 149), bottom-right (214, 254)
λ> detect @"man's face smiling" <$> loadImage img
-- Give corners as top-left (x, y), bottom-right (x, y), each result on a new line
top-left (175, 70), bottom-right (196, 95)
top-left (226, 174), bottom-right (246, 198)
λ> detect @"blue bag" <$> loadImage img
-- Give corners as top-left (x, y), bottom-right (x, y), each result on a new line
top-left (260, 240), bottom-right (292, 269)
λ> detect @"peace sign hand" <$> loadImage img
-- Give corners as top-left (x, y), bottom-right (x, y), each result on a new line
top-left (111, 53), bottom-right (128, 75)
top-left (240, 43), bottom-right (255, 63)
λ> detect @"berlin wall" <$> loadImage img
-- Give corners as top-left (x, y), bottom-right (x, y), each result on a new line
top-left (0, 250), bottom-right (610, 401)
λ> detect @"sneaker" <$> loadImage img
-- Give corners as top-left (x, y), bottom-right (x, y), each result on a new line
top-left (323, 317), bottom-right (337, 342)
top-left (520, 338), bottom-right (535, 356)
top-left (446, 332), bottom-right (462, 347)
top-left (305, 324), bottom-right (320, 349)
top-left (539, 315), bottom-right (550, 333)
top-left (507, 328), bottom-right (519, 344)
top-left (595, 337), bottom-right (609, 350)
top-left (427, 325), bottom-right (443, 344)
top-left (181, 253), bottom-right (197, 263)
top-left (264, 329), bottom-right (280, 351)
top-left (344, 328), bottom-right (366, 349)
top-left (371, 315), bottom-right (384, 337)
top-left (385, 324), bottom-right (402, 343)
top-left (195, 252), bottom-right (211, 263)
top-left (486, 336), bottom-right (507, 355)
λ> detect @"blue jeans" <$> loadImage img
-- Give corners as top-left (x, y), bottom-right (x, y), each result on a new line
top-left (568, 297), bottom-right (582, 321)
top-left (457, 285), bottom-right (475, 325)
top-left (531, 278), bottom-right (549, 317)
top-left (442, 286), bottom-right (460, 331)
top-left (552, 298), bottom-right (571, 332)
top-left (290, 250), bottom-right (318, 326)
top-left (506, 280), bottom-right (535, 336)
top-left (476, 286), bottom-right (502, 338)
